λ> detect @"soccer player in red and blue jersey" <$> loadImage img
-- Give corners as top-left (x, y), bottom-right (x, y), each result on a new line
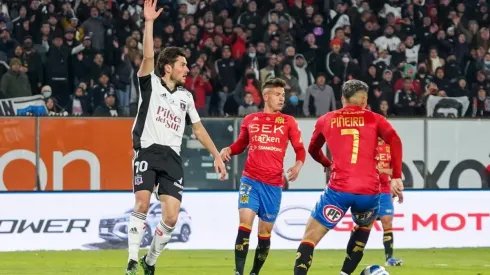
top-left (376, 138), bottom-right (403, 266)
top-left (294, 80), bottom-right (404, 275)
top-left (220, 78), bottom-right (306, 275)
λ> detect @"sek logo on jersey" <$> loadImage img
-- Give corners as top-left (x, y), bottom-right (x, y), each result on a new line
top-left (249, 124), bottom-right (285, 134)
top-left (155, 106), bottom-right (182, 131)
top-left (323, 205), bottom-right (344, 222)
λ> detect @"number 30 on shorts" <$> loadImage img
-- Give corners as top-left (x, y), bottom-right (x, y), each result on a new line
top-left (134, 160), bottom-right (148, 173)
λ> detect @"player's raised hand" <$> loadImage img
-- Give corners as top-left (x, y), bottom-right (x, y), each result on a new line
top-left (287, 162), bottom-right (302, 182)
top-left (390, 178), bottom-right (404, 203)
top-left (143, 0), bottom-right (162, 22)
top-left (219, 147), bottom-right (232, 162)
top-left (214, 157), bottom-right (227, 181)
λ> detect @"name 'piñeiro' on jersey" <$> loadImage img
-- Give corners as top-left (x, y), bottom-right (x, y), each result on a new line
top-left (132, 71), bottom-right (200, 154)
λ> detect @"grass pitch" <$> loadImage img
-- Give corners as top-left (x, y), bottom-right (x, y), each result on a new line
top-left (0, 248), bottom-right (489, 275)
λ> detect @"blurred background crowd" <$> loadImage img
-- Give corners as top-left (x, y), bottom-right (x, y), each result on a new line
top-left (0, 0), bottom-right (489, 118)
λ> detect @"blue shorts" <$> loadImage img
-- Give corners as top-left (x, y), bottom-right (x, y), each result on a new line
top-left (378, 193), bottom-right (394, 217)
top-left (311, 187), bottom-right (380, 229)
top-left (238, 176), bottom-right (282, 223)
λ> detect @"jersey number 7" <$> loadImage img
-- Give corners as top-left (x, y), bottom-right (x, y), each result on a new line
top-left (341, 129), bottom-right (359, 164)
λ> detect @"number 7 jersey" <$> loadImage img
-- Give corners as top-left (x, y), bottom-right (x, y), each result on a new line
top-left (311, 105), bottom-right (402, 195)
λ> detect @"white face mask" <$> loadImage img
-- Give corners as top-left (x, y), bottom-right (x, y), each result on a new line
top-left (249, 53), bottom-right (256, 58)
top-left (342, 57), bottom-right (349, 63)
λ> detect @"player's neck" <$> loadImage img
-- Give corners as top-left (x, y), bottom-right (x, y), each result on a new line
top-left (162, 76), bottom-right (176, 91)
top-left (343, 103), bottom-right (362, 109)
top-left (263, 106), bottom-right (279, 114)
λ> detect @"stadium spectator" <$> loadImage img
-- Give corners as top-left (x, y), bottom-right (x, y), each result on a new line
top-left (238, 92), bottom-right (258, 116)
top-left (0, 57), bottom-right (31, 98)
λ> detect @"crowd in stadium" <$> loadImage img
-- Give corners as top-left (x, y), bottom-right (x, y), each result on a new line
top-left (0, 0), bottom-right (489, 118)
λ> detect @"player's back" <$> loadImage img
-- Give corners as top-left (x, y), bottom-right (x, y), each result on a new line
top-left (322, 105), bottom-right (380, 195)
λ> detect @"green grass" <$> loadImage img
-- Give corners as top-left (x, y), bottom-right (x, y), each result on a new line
top-left (0, 248), bottom-right (489, 274)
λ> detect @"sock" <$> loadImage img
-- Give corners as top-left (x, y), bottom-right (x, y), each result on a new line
top-left (145, 221), bottom-right (174, 266)
top-left (294, 241), bottom-right (315, 275)
top-left (234, 223), bottom-right (252, 275)
top-left (127, 211), bottom-right (147, 262)
top-left (346, 226), bottom-right (358, 254)
top-left (383, 229), bottom-right (394, 260)
top-left (341, 227), bottom-right (371, 275)
top-left (250, 233), bottom-right (271, 274)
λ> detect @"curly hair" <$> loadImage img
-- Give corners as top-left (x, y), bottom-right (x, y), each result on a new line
top-left (156, 47), bottom-right (186, 76)
top-left (341, 79), bottom-right (369, 99)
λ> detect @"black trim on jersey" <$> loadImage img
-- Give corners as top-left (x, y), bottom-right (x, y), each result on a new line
top-left (160, 78), bottom-right (179, 94)
top-left (160, 79), bottom-right (192, 125)
top-left (132, 74), bottom-right (153, 150)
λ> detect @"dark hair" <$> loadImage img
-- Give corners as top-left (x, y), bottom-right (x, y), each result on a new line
top-left (262, 77), bottom-right (287, 90)
top-left (341, 79), bottom-right (369, 99)
top-left (157, 47), bottom-right (186, 76)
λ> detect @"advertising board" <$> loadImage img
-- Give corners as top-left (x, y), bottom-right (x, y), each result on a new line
top-left (0, 118), bottom-right (488, 191)
top-left (1, 191), bottom-right (488, 251)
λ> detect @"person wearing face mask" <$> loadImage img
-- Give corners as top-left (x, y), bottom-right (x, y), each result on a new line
top-left (41, 85), bottom-right (52, 99)
top-left (282, 90), bottom-right (302, 116)
top-left (415, 64), bottom-right (432, 93)
top-left (21, 36), bottom-right (44, 95)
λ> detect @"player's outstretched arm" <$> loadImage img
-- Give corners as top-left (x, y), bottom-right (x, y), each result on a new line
top-left (221, 116), bottom-right (250, 161)
top-left (287, 118), bottom-right (306, 181)
top-left (308, 116), bottom-right (332, 168)
top-left (192, 121), bottom-right (227, 180)
top-left (137, 0), bottom-right (162, 77)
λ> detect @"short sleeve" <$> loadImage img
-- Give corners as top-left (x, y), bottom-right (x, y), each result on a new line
top-left (138, 71), bottom-right (159, 96)
top-left (187, 98), bottom-right (201, 124)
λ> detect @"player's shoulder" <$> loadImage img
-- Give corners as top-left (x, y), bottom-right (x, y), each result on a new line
top-left (278, 113), bottom-right (297, 125)
top-left (175, 86), bottom-right (194, 100)
top-left (243, 112), bottom-right (260, 123)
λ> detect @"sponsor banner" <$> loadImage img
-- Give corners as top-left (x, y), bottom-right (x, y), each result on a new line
top-left (0, 118), bottom-right (234, 191)
top-left (286, 119), bottom-right (490, 190)
top-left (426, 95), bottom-right (470, 118)
top-left (0, 95), bottom-right (47, 116)
top-left (0, 191), bottom-right (489, 251)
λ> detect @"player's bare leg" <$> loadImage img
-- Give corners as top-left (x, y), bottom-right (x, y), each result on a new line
top-left (250, 219), bottom-right (274, 275)
top-left (380, 215), bottom-right (402, 266)
top-left (293, 217), bottom-right (329, 275)
top-left (126, 190), bottom-right (152, 275)
top-left (140, 195), bottom-right (180, 275)
top-left (341, 221), bottom-right (374, 275)
top-left (235, 208), bottom-right (256, 275)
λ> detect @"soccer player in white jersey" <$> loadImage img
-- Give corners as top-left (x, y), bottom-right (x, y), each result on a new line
top-left (125, 1), bottom-right (227, 274)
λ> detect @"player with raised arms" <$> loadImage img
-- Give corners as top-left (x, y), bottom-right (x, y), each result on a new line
top-left (293, 80), bottom-right (404, 275)
top-left (220, 78), bottom-right (306, 275)
top-left (125, 1), bottom-right (226, 274)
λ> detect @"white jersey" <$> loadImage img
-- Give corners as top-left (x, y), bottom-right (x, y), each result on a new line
top-left (132, 71), bottom-right (201, 155)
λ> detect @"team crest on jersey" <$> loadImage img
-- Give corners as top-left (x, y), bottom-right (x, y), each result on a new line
top-left (275, 116), bottom-right (285, 124)
top-left (180, 100), bottom-right (187, 111)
